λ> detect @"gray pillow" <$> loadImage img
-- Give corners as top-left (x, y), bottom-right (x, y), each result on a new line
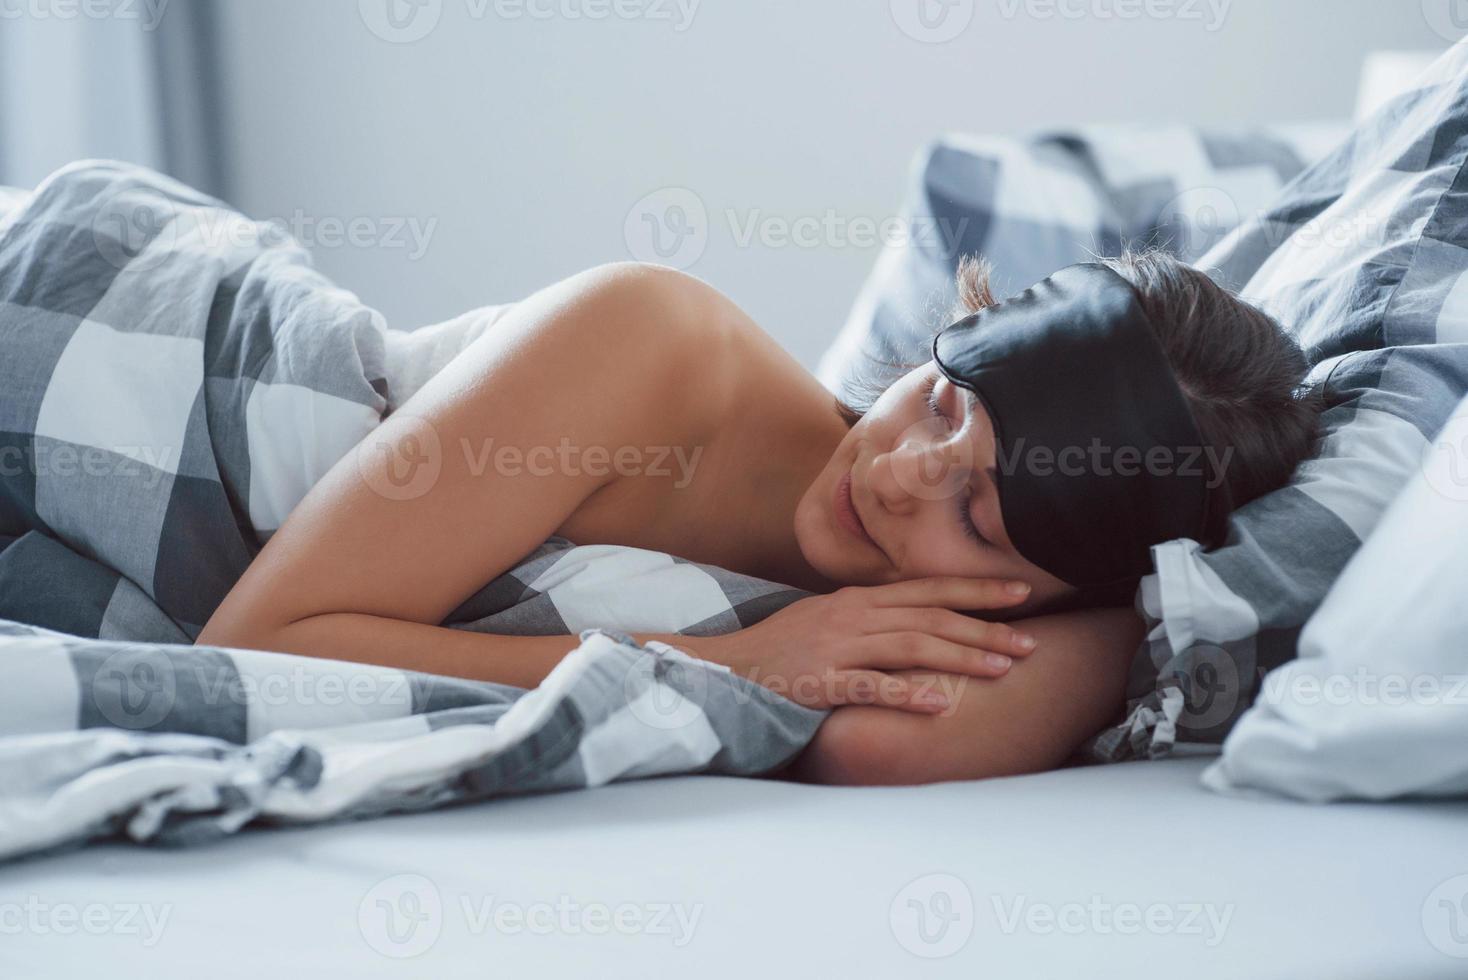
top-left (818, 123), bottom-right (1337, 399)
top-left (1092, 41), bottom-right (1468, 759)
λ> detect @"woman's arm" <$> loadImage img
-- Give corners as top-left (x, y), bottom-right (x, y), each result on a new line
top-left (199, 260), bottom-right (1040, 707)
top-left (198, 262), bottom-right (732, 679)
top-left (789, 606), bottom-right (1144, 785)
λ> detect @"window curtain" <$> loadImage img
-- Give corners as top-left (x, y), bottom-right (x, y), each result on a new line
top-left (0, 0), bottom-right (225, 196)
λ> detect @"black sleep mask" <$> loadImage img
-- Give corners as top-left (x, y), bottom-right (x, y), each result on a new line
top-left (932, 263), bottom-right (1229, 589)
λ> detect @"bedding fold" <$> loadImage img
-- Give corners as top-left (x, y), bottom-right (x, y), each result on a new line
top-left (0, 622), bottom-right (824, 860)
top-left (0, 161), bottom-right (820, 860)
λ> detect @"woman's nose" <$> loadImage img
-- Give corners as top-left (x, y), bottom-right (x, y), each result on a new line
top-left (868, 428), bottom-right (967, 513)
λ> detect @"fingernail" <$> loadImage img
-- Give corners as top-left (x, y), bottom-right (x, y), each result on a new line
top-left (920, 692), bottom-right (950, 708)
top-left (1006, 581), bottom-right (1031, 597)
top-left (1016, 634), bottom-right (1037, 651)
top-left (986, 653), bottom-right (1012, 671)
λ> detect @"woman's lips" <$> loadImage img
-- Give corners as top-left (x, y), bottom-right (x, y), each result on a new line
top-left (834, 470), bottom-right (876, 546)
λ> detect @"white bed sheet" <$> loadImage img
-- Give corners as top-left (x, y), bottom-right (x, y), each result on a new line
top-left (5, 757), bottom-right (1466, 978)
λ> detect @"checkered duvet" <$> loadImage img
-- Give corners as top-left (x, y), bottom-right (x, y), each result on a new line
top-left (0, 162), bottom-right (821, 861)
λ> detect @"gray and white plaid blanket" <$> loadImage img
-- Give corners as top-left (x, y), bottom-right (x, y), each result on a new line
top-left (0, 619), bottom-right (822, 862)
top-left (0, 162), bottom-right (822, 861)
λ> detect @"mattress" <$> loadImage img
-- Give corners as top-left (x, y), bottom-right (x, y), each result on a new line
top-left (5, 757), bottom-right (1465, 978)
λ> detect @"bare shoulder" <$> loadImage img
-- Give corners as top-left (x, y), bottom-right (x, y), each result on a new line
top-left (524, 261), bottom-right (742, 357)
top-left (452, 262), bottom-right (746, 435)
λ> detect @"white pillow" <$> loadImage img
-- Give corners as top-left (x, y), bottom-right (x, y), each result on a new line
top-left (1201, 393), bottom-right (1468, 801)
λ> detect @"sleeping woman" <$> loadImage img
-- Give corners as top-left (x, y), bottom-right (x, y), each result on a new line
top-left (197, 252), bottom-right (1321, 785)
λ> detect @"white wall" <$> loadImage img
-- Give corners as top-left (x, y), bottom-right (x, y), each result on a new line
top-left (180, 3), bottom-right (1457, 363)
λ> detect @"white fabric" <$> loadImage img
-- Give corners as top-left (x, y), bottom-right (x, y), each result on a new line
top-left (1204, 394), bottom-right (1468, 801)
top-left (243, 381), bottom-right (382, 533)
top-left (7, 757), bottom-right (1465, 977)
top-left (34, 320), bottom-right (201, 476)
top-left (1150, 538), bottom-right (1260, 653)
top-left (531, 545), bottom-right (736, 634)
top-left (1290, 405), bottom-right (1431, 541)
top-left (380, 304), bottom-right (515, 410)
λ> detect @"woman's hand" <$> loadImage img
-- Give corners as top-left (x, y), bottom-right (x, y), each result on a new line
top-left (790, 607), bottom-right (1145, 785)
top-left (696, 577), bottom-right (1038, 714)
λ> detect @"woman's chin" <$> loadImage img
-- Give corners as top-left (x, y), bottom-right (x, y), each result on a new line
top-left (793, 481), bottom-right (882, 585)
top-left (805, 538), bottom-right (883, 588)
top-left (793, 515), bottom-right (853, 586)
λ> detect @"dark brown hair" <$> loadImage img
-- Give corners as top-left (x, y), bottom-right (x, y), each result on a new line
top-left (837, 250), bottom-right (1323, 525)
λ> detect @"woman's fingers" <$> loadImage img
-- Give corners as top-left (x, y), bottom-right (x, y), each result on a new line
top-left (859, 607), bottom-right (1037, 658)
top-left (856, 632), bottom-right (1018, 679)
top-left (826, 669), bottom-right (951, 715)
top-left (859, 576), bottom-right (1031, 611)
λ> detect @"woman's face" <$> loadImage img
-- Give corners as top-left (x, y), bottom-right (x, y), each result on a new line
top-left (794, 362), bottom-right (1073, 610)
